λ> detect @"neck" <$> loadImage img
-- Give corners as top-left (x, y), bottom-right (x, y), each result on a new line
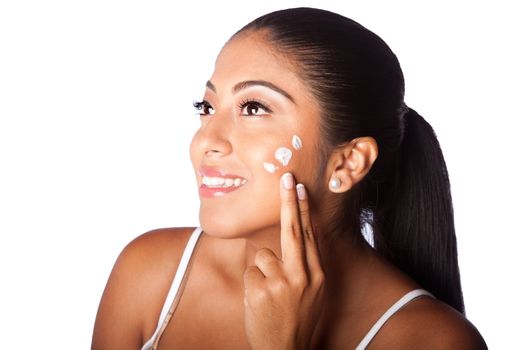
top-left (238, 223), bottom-right (372, 292)
top-left (242, 225), bottom-right (283, 267)
top-left (206, 220), bottom-right (376, 306)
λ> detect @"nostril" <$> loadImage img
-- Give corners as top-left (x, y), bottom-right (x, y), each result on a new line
top-left (205, 149), bottom-right (221, 156)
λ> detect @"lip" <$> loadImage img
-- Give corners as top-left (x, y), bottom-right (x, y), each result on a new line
top-left (198, 166), bottom-right (245, 179)
top-left (198, 166), bottom-right (247, 198)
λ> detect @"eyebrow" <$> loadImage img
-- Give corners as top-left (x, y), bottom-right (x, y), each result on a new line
top-left (206, 80), bottom-right (296, 104)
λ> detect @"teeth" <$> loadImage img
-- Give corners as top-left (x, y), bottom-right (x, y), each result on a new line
top-left (202, 176), bottom-right (246, 188)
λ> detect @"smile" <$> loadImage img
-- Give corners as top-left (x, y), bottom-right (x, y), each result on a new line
top-left (202, 176), bottom-right (246, 188)
top-left (198, 167), bottom-right (247, 197)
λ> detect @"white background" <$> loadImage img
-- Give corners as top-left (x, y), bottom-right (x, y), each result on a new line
top-left (0, 1), bottom-right (523, 348)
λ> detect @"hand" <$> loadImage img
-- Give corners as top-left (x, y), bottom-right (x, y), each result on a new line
top-left (243, 173), bottom-right (325, 350)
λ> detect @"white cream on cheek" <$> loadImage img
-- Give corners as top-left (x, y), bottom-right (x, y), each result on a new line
top-left (275, 147), bottom-right (292, 166)
top-left (263, 162), bottom-right (278, 173)
top-left (262, 135), bottom-right (303, 174)
top-left (292, 134), bottom-right (303, 150)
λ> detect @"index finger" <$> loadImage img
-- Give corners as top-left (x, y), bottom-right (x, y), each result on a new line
top-left (279, 172), bottom-right (307, 271)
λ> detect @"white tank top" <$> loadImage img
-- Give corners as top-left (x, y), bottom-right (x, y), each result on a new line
top-left (141, 227), bottom-right (434, 349)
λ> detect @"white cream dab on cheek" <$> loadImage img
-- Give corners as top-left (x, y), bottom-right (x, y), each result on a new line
top-left (292, 135), bottom-right (303, 150)
top-left (264, 140), bottom-right (299, 174)
top-left (263, 162), bottom-right (278, 173)
top-left (275, 147), bottom-right (292, 166)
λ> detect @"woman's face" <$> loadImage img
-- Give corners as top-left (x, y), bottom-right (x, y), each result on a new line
top-left (190, 31), bottom-right (323, 238)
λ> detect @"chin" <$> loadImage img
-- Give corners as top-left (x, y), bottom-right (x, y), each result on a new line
top-left (199, 208), bottom-right (279, 240)
top-left (199, 209), bottom-right (246, 239)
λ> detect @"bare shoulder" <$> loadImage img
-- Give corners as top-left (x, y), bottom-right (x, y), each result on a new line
top-left (372, 296), bottom-right (487, 350)
top-left (121, 226), bottom-right (197, 271)
top-left (92, 227), bottom-right (198, 350)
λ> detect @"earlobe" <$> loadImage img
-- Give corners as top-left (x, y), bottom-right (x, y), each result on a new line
top-left (328, 174), bottom-right (352, 193)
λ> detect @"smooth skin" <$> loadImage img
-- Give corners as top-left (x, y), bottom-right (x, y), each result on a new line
top-left (92, 31), bottom-right (486, 349)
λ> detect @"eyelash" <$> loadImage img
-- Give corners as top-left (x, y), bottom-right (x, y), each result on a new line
top-left (238, 98), bottom-right (273, 116)
top-left (193, 100), bottom-right (214, 116)
top-left (192, 99), bottom-right (273, 117)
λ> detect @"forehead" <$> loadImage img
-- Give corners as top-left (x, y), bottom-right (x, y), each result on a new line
top-left (211, 31), bottom-right (314, 103)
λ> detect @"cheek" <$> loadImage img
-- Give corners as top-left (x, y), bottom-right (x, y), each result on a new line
top-left (245, 140), bottom-right (281, 177)
top-left (256, 134), bottom-right (306, 176)
top-left (250, 143), bottom-right (290, 177)
top-left (247, 133), bottom-right (314, 214)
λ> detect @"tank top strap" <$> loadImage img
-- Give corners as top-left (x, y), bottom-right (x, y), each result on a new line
top-left (355, 289), bottom-right (434, 350)
top-left (141, 227), bottom-right (204, 350)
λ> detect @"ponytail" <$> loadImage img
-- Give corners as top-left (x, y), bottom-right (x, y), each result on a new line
top-left (371, 108), bottom-right (465, 314)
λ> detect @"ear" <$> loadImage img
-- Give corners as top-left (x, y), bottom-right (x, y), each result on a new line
top-left (326, 137), bottom-right (378, 193)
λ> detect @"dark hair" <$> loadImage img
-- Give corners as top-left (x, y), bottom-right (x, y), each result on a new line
top-left (234, 7), bottom-right (464, 313)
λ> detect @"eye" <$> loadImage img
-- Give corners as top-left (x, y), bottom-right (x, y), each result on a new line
top-left (239, 99), bottom-right (273, 117)
top-left (193, 100), bottom-right (215, 116)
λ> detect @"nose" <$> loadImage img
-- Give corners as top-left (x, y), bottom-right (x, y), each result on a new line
top-left (191, 112), bottom-right (233, 159)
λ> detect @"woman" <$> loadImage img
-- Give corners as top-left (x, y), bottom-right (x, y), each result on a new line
top-left (92, 7), bottom-right (486, 349)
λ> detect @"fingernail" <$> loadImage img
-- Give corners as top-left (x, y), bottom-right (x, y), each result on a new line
top-left (296, 183), bottom-right (306, 200)
top-left (281, 173), bottom-right (294, 190)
